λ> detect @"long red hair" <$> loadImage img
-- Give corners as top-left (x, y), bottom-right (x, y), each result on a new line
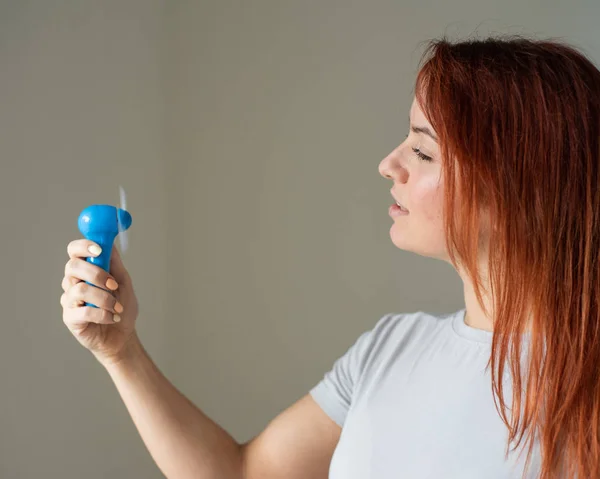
top-left (415, 35), bottom-right (600, 478)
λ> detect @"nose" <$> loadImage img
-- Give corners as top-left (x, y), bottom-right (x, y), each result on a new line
top-left (378, 147), bottom-right (408, 183)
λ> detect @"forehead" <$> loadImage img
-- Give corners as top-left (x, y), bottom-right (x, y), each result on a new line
top-left (410, 97), bottom-right (432, 127)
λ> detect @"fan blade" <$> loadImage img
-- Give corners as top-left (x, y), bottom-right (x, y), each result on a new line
top-left (118, 185), bottom-right (129, 253)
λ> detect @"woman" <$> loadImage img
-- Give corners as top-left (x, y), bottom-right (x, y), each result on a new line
top-left (60, 35), bottom-right (600, 478)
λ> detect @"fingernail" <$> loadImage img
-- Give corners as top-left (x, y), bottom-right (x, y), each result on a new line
top-left (113, 314), bottom-right (121, 323)
top-left (114, 302), bottom-right (124, 314)
top-left (88, 244), bottom-right (102, 256)
top-left (106, 278), bottom-right (118, 290)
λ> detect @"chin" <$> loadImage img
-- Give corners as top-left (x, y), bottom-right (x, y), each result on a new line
top-left (389, 224), bottom-right (412, 251)
top-left (389, 224), bottom-right (447, 259)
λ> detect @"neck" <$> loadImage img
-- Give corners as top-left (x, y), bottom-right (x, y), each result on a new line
top-left (462, 272), bottom-right (495, 332)
top-left (463, 308), bottom-right (494, 332)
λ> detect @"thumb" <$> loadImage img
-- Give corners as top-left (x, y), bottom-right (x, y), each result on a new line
top-left (109, 244), bottom-right (130, 285)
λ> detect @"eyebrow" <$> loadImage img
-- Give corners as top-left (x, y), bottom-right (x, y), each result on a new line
top-left (409, 117), bottom-right (438, 142)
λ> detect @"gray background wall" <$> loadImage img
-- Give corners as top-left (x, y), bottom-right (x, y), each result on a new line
top-left (2, 1), bottom-right (599, 477)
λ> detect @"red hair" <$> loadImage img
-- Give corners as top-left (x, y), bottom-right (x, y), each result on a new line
top-left (415, 35), bottom-right (600, 478)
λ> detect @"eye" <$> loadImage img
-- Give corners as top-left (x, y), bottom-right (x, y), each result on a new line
top-left (404, 134), bottom-right (433, 162)
top-left (412, 147), bottom-right (432, 162)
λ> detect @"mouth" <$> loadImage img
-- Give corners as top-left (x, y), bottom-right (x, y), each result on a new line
top-left (395, 201), bottom-right (409, 212)
top-left (391, 192), bottom-right (409, 212)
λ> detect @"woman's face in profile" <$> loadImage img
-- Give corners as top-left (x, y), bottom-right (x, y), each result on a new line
top-left (379, 98), bottom-right (493, 263)
top-left (378, 98), bottom-right (449, 261)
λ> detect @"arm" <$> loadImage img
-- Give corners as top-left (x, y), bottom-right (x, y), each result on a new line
top-left (105, 334), bottom-right (340, 479)
top-left (61, 240), bottom-right (341, 478)
top-left (241, 394), bottom-right (341, 478)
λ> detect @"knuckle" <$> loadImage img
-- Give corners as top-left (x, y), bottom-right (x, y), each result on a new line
top-left (67, 241), bottom-right (79, 259)
top-left (95, 271), bottom-right (108, 287)
top-left (64, 259), bottom-right (72, 276)
top-left (65, 258), bottom-right (81, 277)
top-left (72, 281), bottom-right (85, 296)
top-left (100, 291), bottom-right (116, 311)
top-left (65, 285), bottom-right (77, 304)
top-left (64, 285), bottom-right (74, 302)
top-left (70, 282), bottom-right (88, 302)
top-left (81, 306), bottom-right (94, 320)
top-left (67, 239), bottom-right (86, 258)
top-left (62, 275), bottom-right (76, 292)
top-left (101, 309), bottom-right (114, 323)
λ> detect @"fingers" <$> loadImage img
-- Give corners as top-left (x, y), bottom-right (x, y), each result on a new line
top-left (62, 240), bottom-right (128, 328)
top-left (64, 257), bottom-right (118, 292)
top-left (66, 239), bottom-right (119, 290)
top-left (66, 239), bottom-right (130, 287)
top-left (63, 301), bottom-right (120, 326)
top-left (60, 291), bottom-right (83, 308)
top-left (62, 282), bottom-right (123, 320)
top-left (67, 239), bottom-right (104, 260)
top-left (61, 275), bottom-right (80, 292)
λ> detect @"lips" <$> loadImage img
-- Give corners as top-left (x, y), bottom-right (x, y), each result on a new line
top-left (391, 191), bottom-right (408, 211)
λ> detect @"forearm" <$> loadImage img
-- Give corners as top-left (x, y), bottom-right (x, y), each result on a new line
top-left (103, 334), bottom-right (244, 479)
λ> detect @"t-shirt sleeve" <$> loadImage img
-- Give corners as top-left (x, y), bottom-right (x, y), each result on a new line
top-left (309, 313), bottom-right (395, 428)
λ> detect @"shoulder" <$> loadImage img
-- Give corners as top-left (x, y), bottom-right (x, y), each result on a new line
top-left (368, 309), bottom-right (456, 348)
top-left (308, 309), bottom-right (460, 426)
top-left (358, 309), bottom-right (459, 368)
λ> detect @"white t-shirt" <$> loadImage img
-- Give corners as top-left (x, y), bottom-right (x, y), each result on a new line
top-left (310, 308), bottom-right (541, 479)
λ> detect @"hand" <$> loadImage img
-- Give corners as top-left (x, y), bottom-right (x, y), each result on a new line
top-left (60, 240), bottom-right (140, 366)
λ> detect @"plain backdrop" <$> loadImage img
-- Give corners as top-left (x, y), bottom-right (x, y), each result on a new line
top-left (2, 1), bottom-right (599, 477)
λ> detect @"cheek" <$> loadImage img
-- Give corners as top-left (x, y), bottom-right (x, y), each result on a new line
top-left (411, 178), bottom-right (445, 225)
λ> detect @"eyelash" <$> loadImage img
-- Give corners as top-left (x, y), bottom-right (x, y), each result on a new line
top-left (412, 147), bottom-right (433, 162)
top-left (404, 134), bottom-right (432, 162)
